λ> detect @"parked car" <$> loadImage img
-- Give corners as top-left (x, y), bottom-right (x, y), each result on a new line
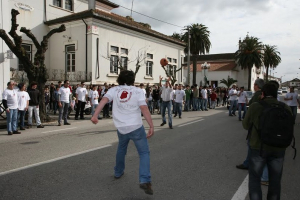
top-left (278, 89), bottom-right (283, 95)
top-left (281, 87), bottom-right (288, 93)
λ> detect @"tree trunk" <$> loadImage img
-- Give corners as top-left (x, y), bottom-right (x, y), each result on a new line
top-left (248, 67), bottom-right (252, 91)
top-left (192, 55), bottom-right (197, 85)
top-left (265, 66), bottom-right (269, 82)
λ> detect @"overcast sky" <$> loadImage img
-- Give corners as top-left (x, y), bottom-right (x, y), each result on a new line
top-left (110, 0), bottom-right (300, 82)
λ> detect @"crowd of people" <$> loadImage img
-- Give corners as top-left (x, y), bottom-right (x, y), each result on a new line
top-left (1, 72), bottom-right (300, 198)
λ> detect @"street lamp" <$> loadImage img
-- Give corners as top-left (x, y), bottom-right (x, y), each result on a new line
top-left (201, 62), bottom-right (210, 86)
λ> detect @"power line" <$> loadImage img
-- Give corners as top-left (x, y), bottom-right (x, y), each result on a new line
top-left (117, 4), bottom-right (184, 29)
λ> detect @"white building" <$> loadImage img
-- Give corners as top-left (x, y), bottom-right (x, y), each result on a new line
top-left (0, 0), bottom-right (185, 90)
top-left (183, 53), bottom-right (265, 91)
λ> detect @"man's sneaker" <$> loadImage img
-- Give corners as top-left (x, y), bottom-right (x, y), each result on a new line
top-left (179, 116), bottom-right (182, 119)
top-left (173, 115), bottom-right (177, 118)
top-left (64, 122), bottom-right (71, 125)
top-left (139, 183), bottom-right (153, 195)
top-left (236, 164), bottom-right (248, 170)
top-left (160, 122), bottom-right (166, 126)
top-left (58, 123), bottom-right (61, 126)
top-left (13, 131), bottom-right (21, 134)
top-left (80, 117), bottom-right (85, 120)
top-left (27, 124), bottom-right (32, 129)
top-left (169, 126), bottom-right (173, 129)
top-left (98, 117), bottom-right (102, 120)
top-left (114, 172), bottom-right (124, 179)
top-left (37, 125), bottom-right (44, 128)
top-left (8, 132), bottom-right (13, 135)
top-left (20, 127), bottom-right (26, 130)
top-left (261, 181), bottom-right (269, 186)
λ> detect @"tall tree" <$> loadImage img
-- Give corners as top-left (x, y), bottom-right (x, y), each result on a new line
top-left (235, 35), bottom-right (263, 90)
top-left (182, 24), bottom-right (211, 85)
top-left (0, 9), bottom-right (66, 121)
top-left (220, 77), bottom-right (238, 88)
top-left (171, 32), bottom-right (182, 40)
top-left (263, 44), bottom-right (281, 81)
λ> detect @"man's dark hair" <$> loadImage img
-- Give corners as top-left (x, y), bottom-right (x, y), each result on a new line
top-left (31, 81), bottom-right (38, 87)
top-left (262, 83), bottom-right (277, 98)
top-left (117, 70), bottom-right (135, 85)
top-left (58, 81), bottom-right (62, 84)
top-left (18, 83), bottom-right (25, 89)
top-left (268, 80), bottom-right (279, 90)
top-left (64, 80), bottom-right (69, 84)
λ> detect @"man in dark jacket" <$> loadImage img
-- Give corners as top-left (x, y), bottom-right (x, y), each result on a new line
top-left (242, 83), bottom-right (292, 200)
top-left (27, 82), bottom-right (44, 128)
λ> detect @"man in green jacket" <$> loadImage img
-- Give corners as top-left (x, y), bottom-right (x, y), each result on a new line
top-left (184, 85), bottom-right (191, 111)
top-left (242, 83), bottom-right (292, 200)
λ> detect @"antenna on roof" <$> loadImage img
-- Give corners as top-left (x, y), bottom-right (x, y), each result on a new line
top-left (130, 0), bottom-right (134, 18)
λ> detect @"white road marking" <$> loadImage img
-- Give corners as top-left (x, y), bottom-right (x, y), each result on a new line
top-left (0, 144), bottom-right (112, 176)
top-left (231, 175), bottom-right (249, 200)
top-left (178, 119), bottom-right (204, 127)
top-left (41, 127), bottom-right (78, 133)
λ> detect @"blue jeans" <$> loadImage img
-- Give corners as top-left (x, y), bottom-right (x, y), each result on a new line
top-left (147, 100), bottom-right (153, 113)
top-left (198, 98), bottom-right (203, 110)
top-left (161, 101), bottom-right (172, 127)
top-left (58, 102), bottom-right (69, 124)
top-left (238, 103), bottom-right (247, 119)
top-left (115, 126), bottom-right (151, 183)
top-left (192, 98), bottom-right (198, 110)
top-left (184, 99), bottom-right (190, 111)
top-left (18, 110), bottom-right (26, 128)
top-left (243, 140), bottom-right (250, 167)
top-left (261, 165), bottom-right (269, 182)
top-left (229, 100), bottom-right (237, 115)
top-left (174, 102), bottom-right (182, 117)
top-left (249, 149), bottom-right (285, 200)
top-left (202, 99), bottom-right (207, 110)
top-left (6, 109), bottom-right (18, 133)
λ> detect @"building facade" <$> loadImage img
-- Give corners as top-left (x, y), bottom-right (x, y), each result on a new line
top-left (183, 53), bottom-right (265, 91)
top-left (0, 0), bottom-right (185, 90)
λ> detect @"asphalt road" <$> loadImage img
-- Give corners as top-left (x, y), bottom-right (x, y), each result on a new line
top-left (0, 102), bottom-right (299, 200)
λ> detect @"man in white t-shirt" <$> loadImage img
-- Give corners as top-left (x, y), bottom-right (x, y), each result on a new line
top-left (58, 80), bottom-right (73, 126)
top-left (17, 83), bottom-right (30, 130)
top-left (159, 76), bottom-right (174, 129)
top-left (237, 86), bottom-right (248, 121)
top-left (75, 81), bottom-right (88, 120)
top-left (89, 85), bottom-right (102, 120)
top-left (91, 70), bottom-right (154, 195)
top-left (2, 81), bottom-right (20, 135)
top-left (228, 85), bottom-right (238, 116)
top-left (284, 87), bottom-right (300, 123)
top-left (174, 84), bottom-right (186, 118)
top-left (201, 86), bottom-right (208, 111)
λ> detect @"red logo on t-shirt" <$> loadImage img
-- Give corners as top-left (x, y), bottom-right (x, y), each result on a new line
top-left (120, 91), bottom-right (128, 99)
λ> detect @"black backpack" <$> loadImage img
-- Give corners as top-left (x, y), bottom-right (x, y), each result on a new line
top-left (257, 101), bottom-right (296, 159)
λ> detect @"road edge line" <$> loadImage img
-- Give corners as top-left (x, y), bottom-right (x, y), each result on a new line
top-left (231, 175), bottom-right (249, 200)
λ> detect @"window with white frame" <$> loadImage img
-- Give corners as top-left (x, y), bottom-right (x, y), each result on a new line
top-left (120, 57), bottom-right (128, 70)
top-left (18, 44), bottom-right (32, 71)
top-left (53, 0), bottom-right (62, 7)
top-left (65, 0), bottom-right (73, 11)
top-left (146, 61), bottom-right (153, 77)
top-left (111, 46), bottom-right (119, 53)
top-left (121, 48), bottom-right (128, 55)
top-left (146, 53), bottom-right (153, 77)
top-left (110, 55), bottom-right (118, 74)
top-left (65, 44), bottom-right (76, 72)
top-left (167, 57), bottom-right (172, 63)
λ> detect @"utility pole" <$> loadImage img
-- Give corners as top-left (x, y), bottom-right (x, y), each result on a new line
top-left (187, 28), bottom-right (190, 85)
top-left (130, 0), bottom-right (134, 18)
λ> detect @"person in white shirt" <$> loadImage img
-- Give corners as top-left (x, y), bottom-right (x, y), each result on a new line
top-left (201, 86), bottom-right (208, 111)
top-left (75, 81), bottom-right (88, 120)
top-left (90, 85), bottom-right (102, 120)
top-left (174, 84), bottom-right (186, 118)
top-left (58, 80), bottom-right (73, 126)
top-left (237, 86), bottom-right (248, 121)
top-left (228, 85), bottom-right (238, 116)
top-left (91, 70), bottom-right (154, 195)
top-left (2, 81), bottom-right (20, 135)
top-left (284, 87), bottom-right (300, 123)
top-left (159, 76), bottom-right (174, 129)
top-left (17, 83), bottom-right (30, 130)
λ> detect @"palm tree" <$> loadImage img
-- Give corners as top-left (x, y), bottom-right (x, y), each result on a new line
top-left (263, 45), bottom-right (281, 81)
top-left (235, 36), bottom-right (264, 90)
top-left (220, 77), bottom-right (238, 88)
top-left (171, 32), bottom-right (182, 40)
top-left (182, 24), bottom-right (211, 85)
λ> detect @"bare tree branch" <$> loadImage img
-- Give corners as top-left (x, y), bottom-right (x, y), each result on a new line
top-left (8, 9), bottom-right (22, 49)
top-left (20, 27), bottom-right (41, 49)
